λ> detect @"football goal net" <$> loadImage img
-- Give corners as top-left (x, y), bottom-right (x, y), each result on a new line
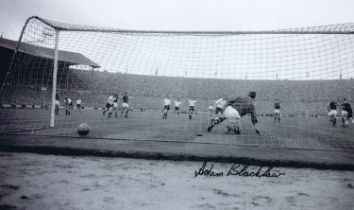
top-left (0, 16), bottom-right (354, 152)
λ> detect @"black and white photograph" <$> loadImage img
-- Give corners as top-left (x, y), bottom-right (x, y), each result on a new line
top-left (0, 0), bottom-right (354, 209)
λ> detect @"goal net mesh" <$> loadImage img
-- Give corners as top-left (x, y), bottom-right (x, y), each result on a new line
top-left (1, 16), bottom-right (354, 151)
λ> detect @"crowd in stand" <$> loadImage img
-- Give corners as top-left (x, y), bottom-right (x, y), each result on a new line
top-left (1, 72), bottom-right (354, 117)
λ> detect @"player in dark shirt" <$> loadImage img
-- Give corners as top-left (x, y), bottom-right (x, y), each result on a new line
top-left (207, 91), bottom-right (261, 134)
top-left (121, 92), bottom-right (129, 118)
top-left (274, 99), bottom-right (281, 123)
top-left (340, 98), bottom-right (353, 127)
top-left (327, 100), bottom-right (338, 127)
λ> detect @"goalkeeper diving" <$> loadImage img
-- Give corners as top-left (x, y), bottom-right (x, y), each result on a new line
top-left (207, 91), bottom-right (262, 135)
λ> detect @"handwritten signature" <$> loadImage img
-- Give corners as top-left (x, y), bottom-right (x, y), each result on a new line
top-left (195, 161), bottom-right (285, 178)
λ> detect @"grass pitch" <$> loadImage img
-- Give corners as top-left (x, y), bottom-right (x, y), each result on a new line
top-left (0, 108), bottom-right (353, 152)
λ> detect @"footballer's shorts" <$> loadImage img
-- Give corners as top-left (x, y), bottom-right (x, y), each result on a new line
top-left (328, 110), bottom-right (337, 117)
top-left (223, 106), bottom-right (241, 123)
top-left (175, 107), bottom-right (179, 111)
top-left (65, 103), bottom-right (72, 109)
top-left (189, 106), bottom-right (195, 111)
top-left (274, 109), bottom-right (280, 115)
top-left (342, 110), bottom-right (348, 118)
top-left (106, 103), bottom-right (112, 108)
top-left (164, 105), bottom-right (170, 110)
top-left (76, 104), bottom-right (81, 109)
top-left (55, 100), bottom-right (60, 106)
top-left (122, 103), bottom-right (129, 108)
top-left (113, 102), bottom-right (118, 108)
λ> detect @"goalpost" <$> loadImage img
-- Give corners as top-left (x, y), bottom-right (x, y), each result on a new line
top-left (1, 16), bottom-right (354, 150)
top-left (50, 29), bottom-right (59, 127)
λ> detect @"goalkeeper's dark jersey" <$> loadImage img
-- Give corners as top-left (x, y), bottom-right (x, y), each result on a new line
top-left (123, 95), bottom-right (129, 103)
top-left (274, 102), bottom-right (281, 109)
top-left (341, 102), bottom-right (353, 116)
top-left (328, 102), bottom-right (337, 110)
top-left (227, 97), bottom-right (257, 124)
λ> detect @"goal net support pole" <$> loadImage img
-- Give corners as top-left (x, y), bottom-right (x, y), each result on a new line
top-left (50, 30), bottom-right (59, 128)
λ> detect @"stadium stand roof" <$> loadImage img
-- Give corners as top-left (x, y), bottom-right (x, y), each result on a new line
top-left (0, 37), bottom-right (100, 68)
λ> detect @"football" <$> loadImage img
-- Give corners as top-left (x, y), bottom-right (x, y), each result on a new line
top-left (77, 123), bottom-right (90, 136)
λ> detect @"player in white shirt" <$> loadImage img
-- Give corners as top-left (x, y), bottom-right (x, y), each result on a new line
top-left (223, 105), bottom-right (242, 134)
top-left (163, 97), bottom-right (172, 119)
top-left (208, 91), bottom-right (260, 135)
top-left (174, 100), bottom-right (182, 115)
top-left (64, 97), bottom-right (73, 116)
top-left (214, 97), bottom-right (228, 118)
top-left (76, 98), bottom-right (82, 113)
top-left (208, 105), bottom-right (214, 112)
top-left (188, 99), bottom-right (198, 119)
top-left (113, 94), bottom-right (119, 118)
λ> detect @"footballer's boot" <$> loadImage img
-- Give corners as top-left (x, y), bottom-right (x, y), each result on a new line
top-left (207, 119), bottom-right (215, 132)
top-left (225, 126), bottom-right (231, 134)
top-left (208, 125), bottom-right (214, 132)
top-left (342, 120), bottom-right (349, 128)
top-left (210, 119), bottom-right (215, 124)
top-left (207, 118), bottom-right (224, 132)
top-left (207, 124), bottom-right (214, 132)
top-left (234, 127), bottom-right (241, 135)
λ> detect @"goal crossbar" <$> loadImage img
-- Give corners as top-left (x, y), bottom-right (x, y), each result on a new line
top-left (32, 16), bottom-right (354, 35)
